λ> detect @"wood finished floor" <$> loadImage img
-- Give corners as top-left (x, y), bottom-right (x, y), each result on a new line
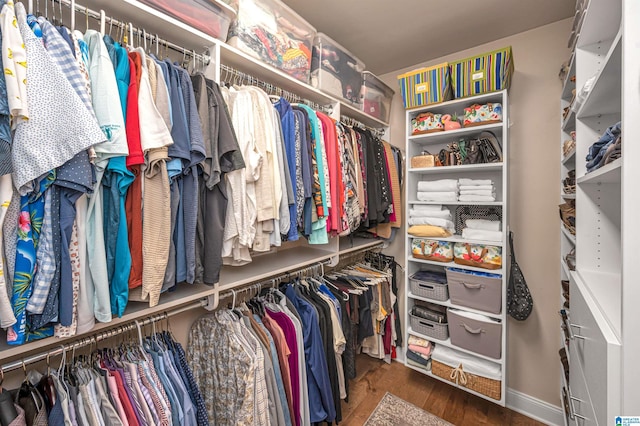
top-left (340, 355), bottom-right (547, 426)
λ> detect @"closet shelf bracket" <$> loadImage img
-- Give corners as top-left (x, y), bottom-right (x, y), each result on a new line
top-left (203, 292), bottom-right (220, 311)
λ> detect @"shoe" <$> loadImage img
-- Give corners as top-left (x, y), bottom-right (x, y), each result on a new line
top-left (565, 249), bottom-right (576, 271)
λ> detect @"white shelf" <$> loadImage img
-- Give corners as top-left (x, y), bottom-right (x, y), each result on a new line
top-left (407, 234), bottom-right (504, 247)
top-left (561, 56), bottom-right (577, 102)
top-left (574, 269), bottom-right (621, 338)
top-left (408, 123), bottom-right (503, 145)
top-left (576, 0), bottom-right (621, 48)
top-left (562, 148), bottom-right (576, 164)
top-left (409, 163), bottom-right (503, 174)
top-left (407, 327), bottom-right (503, 364)
top-left (562, 193), bottom-right (576, 199)
top-left (408, 292), bottom-right (503, 321)
top-left (407, 92), bottom-right (505, 115)
top-left (576, 33), bottom-right (622, 119)
top-left (405, 362), bottom-right (504, 405)
top-left (577, 158), bottom-right (621, 185)
top-left (409, 200), bottom-right (503, 207)
top-left (561, 225), bottom-right (576, 245)
top-left (408, 256), bottom-right (504, 275)
top-left (338, 237), bottom-right (383, 255)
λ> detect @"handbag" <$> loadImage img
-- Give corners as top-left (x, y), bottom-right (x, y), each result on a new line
top-left (411, 151), bottom-right (437, 168)
top-left (453, 242), bottom-right (502, 270)
top-left (507, 231), bottom-right (533, 320)
top-left (411, 239), bottom-right (453, 262)
top-left (462, 132), bottom-right (502, 165)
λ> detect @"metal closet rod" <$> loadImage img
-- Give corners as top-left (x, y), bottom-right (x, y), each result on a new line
top-left (219, 64), bottom-right (332, 114)
top-left (0, 299), bottom-right (206, 375)
top-left (340, 115), bottom-right (385, 137)
top-left (49, 0), bottom-right (210, 65)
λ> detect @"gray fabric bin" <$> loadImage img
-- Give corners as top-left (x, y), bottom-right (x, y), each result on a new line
top-left (448, 308), bottom-right (502, 359)
top-left (446, 268), bottom-right (502, 314)
top-left (409, 312), bottom-right (449, 341)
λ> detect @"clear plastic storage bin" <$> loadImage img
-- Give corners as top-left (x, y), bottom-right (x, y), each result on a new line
top-left (226, 0), bottom-right (316, 83)
top-left (139, 0), bottom-right (236, 41)
top-left (311, 33), bottom-right (365, 104)
top-left (360, 71), bottom-right (394, 122)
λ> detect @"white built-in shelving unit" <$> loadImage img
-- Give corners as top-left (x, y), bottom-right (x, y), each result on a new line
top-left (404, 91), bottom-right (509, 405)
top-left (559, 0), bottom-right (640, 422)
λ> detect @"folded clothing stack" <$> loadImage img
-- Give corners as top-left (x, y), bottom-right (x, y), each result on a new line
top-left (461, 218), bottom-right (503, 242)
top-left (458, 178), bottom-right (496, 202)
top-left (416, 179), bottom-right (458, 202)
top-left (407, 335), bottom-right (433, 369)
top-left (407, 204), bottom-right (455, 236)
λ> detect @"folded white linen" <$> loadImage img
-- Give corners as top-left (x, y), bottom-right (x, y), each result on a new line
top-left (459, 189), bottom-right (495, 197)
top-left (459, 178), bottom-right (492, 186)
top-left (466, 219), bottom-right (501, 231)
top-left (411, 204), bottom-right (444, 212)
top-left (459, 185), bottom-right (494, 191)
top-left (458, 195), bottom-right (496, 202)
top-left (409, 209), bottom-right (451, 218)
top-left (462, 228), bottom-right (503, 242)
top-left (417, 179), bottom-right (459, 192)
top-left (408, 217), bottom-right (456, 231)
top-left (417, 191), bottom-right (458, 202)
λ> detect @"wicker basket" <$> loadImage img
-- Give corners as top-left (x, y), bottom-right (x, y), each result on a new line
top-left (411, 154), bottom-right (437, 168)
top-left (431, 359), bottom-right (502, 400)
top-left (409, 312), bottom-right (449, 341)
top-left (409, 274), bottom-right (449, 301)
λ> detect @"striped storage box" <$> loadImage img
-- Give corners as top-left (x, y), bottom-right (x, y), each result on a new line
top-left (450, 47), bottom-right (514, 99)
top-left (397, 63), bottom-right (452, 109)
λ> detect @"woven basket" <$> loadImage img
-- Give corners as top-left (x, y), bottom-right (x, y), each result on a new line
top-left (411, 154), bottom-right (437, 168)
top-left (409, 274), bottom-right (449, 301)
top-left (431, 360), bottom-right (502, 400)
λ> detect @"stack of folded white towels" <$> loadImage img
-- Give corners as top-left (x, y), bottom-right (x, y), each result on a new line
top-left (416, 179), bottom-right (458, 202)
top-left (458, 178), bottom-right (496, 202)
top-left (462, 219), bottom-right (503, 242)
top-left (408, 204), bottom-right (456, 234)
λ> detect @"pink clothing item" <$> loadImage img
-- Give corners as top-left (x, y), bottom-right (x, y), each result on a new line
top-left (408, 343), bottom-right (432, 357)
top-left (316, 112), bottom-right (340, 233)
top-left (104, 371), bottom-right (130, 426)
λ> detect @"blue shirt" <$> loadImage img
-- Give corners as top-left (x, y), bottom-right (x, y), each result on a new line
top-left (284, 284), bottom-right (336, 423)
top-left (275, 98), bottom-right (299, 242)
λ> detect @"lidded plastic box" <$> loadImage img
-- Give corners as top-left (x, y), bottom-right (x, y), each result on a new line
top-left (311, 32), bottom-right (365, 104)
top-left (139, 0), bottom-right (236, 41)
top-left (360, 71), bottom-right (394, 122)
top-left (226, 0), bottom-right (316, 83)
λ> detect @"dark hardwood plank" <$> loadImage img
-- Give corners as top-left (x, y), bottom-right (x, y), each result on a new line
top-left (341, 355), bottom-right (548, 426)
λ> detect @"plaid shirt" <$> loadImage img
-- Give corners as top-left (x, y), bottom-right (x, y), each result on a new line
top-left (25, 189), bottom-right (55, 314)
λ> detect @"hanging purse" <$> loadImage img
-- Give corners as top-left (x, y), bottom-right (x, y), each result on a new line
top-left (507, 231), bottom-right (533, 321)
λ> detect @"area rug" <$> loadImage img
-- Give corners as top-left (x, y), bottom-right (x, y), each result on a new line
top-left (364, 392), bottom-right (453, 426)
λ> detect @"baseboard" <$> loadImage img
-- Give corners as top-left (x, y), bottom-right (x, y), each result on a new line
top-left (506, 388), bottom-right (564, 426)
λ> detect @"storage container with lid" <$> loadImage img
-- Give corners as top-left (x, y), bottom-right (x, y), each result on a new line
top-left (397, 63), bottom-right (452, 109)
top-left (227, 0), bottom-right (316, 83)
top-left (311, 32), bottom-right (365, 104)
top-left (360, 71), bottom-right (394, 122)
top-left (138, 0), bottom-right (237, 41)
top-left (449, 46), bottom-right (514, 99)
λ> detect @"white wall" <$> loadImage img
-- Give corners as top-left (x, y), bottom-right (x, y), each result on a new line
top-left (379, 18), bottom-right (572, 407)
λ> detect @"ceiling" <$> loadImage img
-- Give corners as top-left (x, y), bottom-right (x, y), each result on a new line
top-left (282, 0), bottom-right (574, 75)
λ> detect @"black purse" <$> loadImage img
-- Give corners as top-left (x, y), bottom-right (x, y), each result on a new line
top-left (507, 231), bottom-right (533, 320)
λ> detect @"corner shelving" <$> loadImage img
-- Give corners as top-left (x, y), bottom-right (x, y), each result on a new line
top-left (405, 91), bottom-right (508, 406)
top-left (576, 158), bottom-right (621, 184)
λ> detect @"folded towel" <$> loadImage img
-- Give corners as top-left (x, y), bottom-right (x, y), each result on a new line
top-left (417, 179), bottom-right (458, 192)
top-left (407, 350), bottom-right (430, 366)
top-left (409, 209), bottom-right (451, 219)
top-left (459, 185), bottom-right (494, 191)
top-left (466, 219), bottom-right (501, 231)
top-left (408, 335), bottom-right (432, 347)
top-left (408, 217), bottom-right (456, 230)
top-left (412, 204), bottom-right (444, 212)
top-left (458, 195), bottom-right (496, 202)
top-left (407, 225), bottom-right (452, 238)
top-left (407, 358), bottom-right (431, 371)
top-left (409, 344), bottom-right (433, 357)
top-left (417, 191), bottom-right (458, 202)
top-left (459, 178), bottom-right (492, 186)
top-left (459, 189), bottom-right (495, 197)
top-left (462, 228), bottom-right (504, 242)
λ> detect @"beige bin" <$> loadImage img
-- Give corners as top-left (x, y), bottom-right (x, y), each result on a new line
top-left (446, 268), bottom-right (502, 314)
top-left (448, 308), bottom-right (502, 359)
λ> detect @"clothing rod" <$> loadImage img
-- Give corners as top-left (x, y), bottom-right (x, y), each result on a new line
top-left (0, 299), bottom-right (206, 375)
top-left (219, 63), bottom-right (332, 114)
top-left (52, 0), bottom-right (210, 65)
top-left (339, 115), bottom-right (386, 135)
